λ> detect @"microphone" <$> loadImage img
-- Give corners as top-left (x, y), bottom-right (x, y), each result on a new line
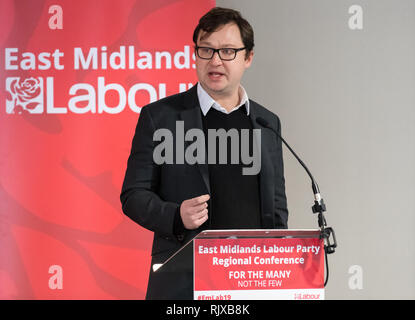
top-left (256, 116), bottom-right (337, 287)
top-left (255, 116), bottom-right (325, 215)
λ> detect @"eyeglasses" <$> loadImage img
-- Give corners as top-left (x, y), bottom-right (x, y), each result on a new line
top-left (195, 46), bottom-right (246, 61)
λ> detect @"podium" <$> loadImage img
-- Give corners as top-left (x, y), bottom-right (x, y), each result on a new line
top-left (154, 229), bottom-right (325, 300)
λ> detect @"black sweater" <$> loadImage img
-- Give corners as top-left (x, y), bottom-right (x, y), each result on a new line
top-left (201, 107), bottom-right (261, 229)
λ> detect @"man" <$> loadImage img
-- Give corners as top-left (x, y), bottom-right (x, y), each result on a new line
top-left (120, 7), bottom-right (288, 299)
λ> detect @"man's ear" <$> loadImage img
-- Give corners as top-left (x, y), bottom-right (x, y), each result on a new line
top-left (245, 50), bottom-right (254, 68)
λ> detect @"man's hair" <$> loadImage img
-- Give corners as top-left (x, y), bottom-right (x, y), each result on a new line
top-left (192, 7), bottom-right (254, 59)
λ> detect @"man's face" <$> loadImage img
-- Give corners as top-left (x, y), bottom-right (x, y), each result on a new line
top-left (195, 23), bottom-right (253, 100)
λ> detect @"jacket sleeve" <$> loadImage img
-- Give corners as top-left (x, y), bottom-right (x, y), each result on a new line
top-left (120, 106), bottom-right (180, 236)
top-left (274, 115), bottom-right (289, 228)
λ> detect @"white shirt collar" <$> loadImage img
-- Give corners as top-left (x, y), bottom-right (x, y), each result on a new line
top-left (197, 82), bottom-right (250, 116)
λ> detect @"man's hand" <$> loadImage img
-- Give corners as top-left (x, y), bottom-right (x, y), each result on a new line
top-left (180, 194), bottom-right (210, 230)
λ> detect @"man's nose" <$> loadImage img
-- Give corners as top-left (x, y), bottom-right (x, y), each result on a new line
top-left (209, 51), bottom-right (223, 65)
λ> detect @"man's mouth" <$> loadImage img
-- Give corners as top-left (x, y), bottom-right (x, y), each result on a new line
top-left (208, 71), bottom-right (225, 79)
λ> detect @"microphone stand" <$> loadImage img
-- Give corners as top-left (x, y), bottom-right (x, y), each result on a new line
top-left (256, 117), bottom-right (337, 285)
top-left (274, 132), bottom-right (337, 256)
top-left (310, 181), bottom-right (336, 287)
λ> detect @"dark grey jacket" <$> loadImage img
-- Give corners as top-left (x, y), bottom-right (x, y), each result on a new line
top-left (120, 85), bottom-right (288, 299)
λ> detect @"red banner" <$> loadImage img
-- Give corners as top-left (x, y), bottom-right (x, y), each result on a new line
top-left (194, 237), bottom-right (324, 300)
top-left (0, 0), bottom-right (215, 299)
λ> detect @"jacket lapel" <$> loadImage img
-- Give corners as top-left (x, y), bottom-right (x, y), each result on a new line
top-left (180, 86), bottom-right (211, 195)
top-left (249, 103), bottom-right (276, 228)
top-left (178, 87), bottom-right (276, 227)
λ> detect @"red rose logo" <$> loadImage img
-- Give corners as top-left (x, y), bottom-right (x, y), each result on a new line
top-left (12, 78), bottom-right (41, 101)
top-left (6, 77), bottom-right (43, 114)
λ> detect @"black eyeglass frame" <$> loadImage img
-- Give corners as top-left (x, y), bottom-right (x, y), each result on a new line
top-left (195, 46), bottom-right (246, 61)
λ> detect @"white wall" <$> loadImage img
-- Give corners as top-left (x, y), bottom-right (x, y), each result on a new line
top-left (217, 0), bottom-right (415, 299)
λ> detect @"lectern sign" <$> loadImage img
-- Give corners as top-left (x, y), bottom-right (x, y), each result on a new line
top-left (194, 236), bottom-right (324, 300)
